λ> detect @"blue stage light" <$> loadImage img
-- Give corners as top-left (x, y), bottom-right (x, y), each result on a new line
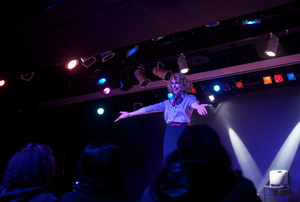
top-left (97, 108), bottom-right (104, 115)
top-left (287, 73), bottom-right (296, 81)
top-left (242, 19), bottom-right (261, 25)
top-left (213, 85), bottom-right (221, 92)
top-left (128, 47), bottom-right (137, 56)
top-left (205, 21), bottom-right (220, 27)
top-left (127, 45), bottom-right (139, 57)
top-left (98, 78), bottom-right (106, 85)
top-left (167, 92), bottom-right (173, 99)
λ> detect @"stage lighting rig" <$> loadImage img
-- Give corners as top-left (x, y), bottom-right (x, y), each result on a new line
top-left (287, 72), bottom-right (296, 81)
top-left (21, 72), bottom-right (35, 81)
top-left (97, 108), bottom-right (104, 115)
top-left (119, 68), bottom-right (132, 91)
top-left (93, 69), bottom-right (108, 86)
top-left (213, 85), bottom-right (221, 92)
top-left (153, 62), bottom-right (173, 81)
top-left (263, 76), bottom-right (272, 85)
top-left (167, 92), bottom-right (173, 99)
top-left (134, 66), bottom-right (151, 88)
top-left (235, 81), bottom-right (244, 89)
top-left (98, 78), bottom-right (107, 85)
top-left (242, 19), bottom-right (261, 25)
top-left (152, 36), bottom-right (164, 41)
top-left (127, 45), bottom-right (139, 58)
top-left (274, 74), bottom-right (284, 83)
top-left (100, 51), bottom-right (115, 62)
top-left (81, 55), bottom-right (98, 68)
top-left (205, 21), bottom-right (220, 27)
top-left (103, 87), bottom-right (111, 95)
top-left (223, 83), bottom-right (231, 91)
top-left (0, 79), bottom-right (5, 87)
top-left (66, 59), bottom-right (79, 70)
top-left (265, 33), bottom-right (279, 57)
top-left (178, 53), bottom-right (189, 74)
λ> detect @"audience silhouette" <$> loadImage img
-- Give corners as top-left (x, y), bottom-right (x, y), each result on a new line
top-left (0, 143), bottom-right (58, 202)
top-left (59, 140), bottom-right (132, 202)
top-left (141, 125), bottom-right (261, 202)
top-left (0, 126), bottom-right (263, 202)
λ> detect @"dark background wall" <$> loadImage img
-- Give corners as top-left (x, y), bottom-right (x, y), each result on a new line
top-left (1, 84), bottom-right (300, 201)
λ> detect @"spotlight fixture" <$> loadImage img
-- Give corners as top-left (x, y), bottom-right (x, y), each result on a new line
top-left (21, 72), bottom-right (35, 81)
top-left (134, 66), bottom-right (151, 88)
top-left (93, 69), bottom-right (108, 85)
top-left (200, 83), bottom-right (215, 102)
top-left (153, 62), bottom-right (173, 81)
top-left (100, 51), bottom-right (115, 62)
top-left (191, 88), bottom-right (196, 94)
top-left (263, 76), bottom-right (272, 85)
top-left (205, 22), bottom-right (220, 27)
top-left (134, 103), bottom-right (143, 110)
top-left (235, 81), bottom-right (244, 89)
top-left (223, 83), bottom-right (231, 91)
top-left (213, 85), bottom-right (221, 92)
top-left (127, 45), bottom-right (139, 57)
top-left (97, 108), bottom-right (104, 115)
top-left (167, 92), bottom-right (173, 99)
top-left (98, 78), bottom-right (107, 85)
top-left (66, 59), bottom-right (79, 70)
top-left (103, 87), bottom-right (111, 95)
top-left (209, 95), bottom-right (215, 102)
top-left (81, 55), bottom-right (97, 68)
top-left (287, 72), bottom-right (296, 81)
top-left (0, 79), bottom-right (5, 87)
top-left (265, 33), bottom-right (279, 57)
top-left (178, 53), bottom-right (189, 74)
top-left (242, 19), bottom-right (261, 25)
top-left (119, 68), bottom-right (132, 91)
top-left (274, 74), bottom-right (284, 83)
top-left (152, 36), bottom-right (164, 41)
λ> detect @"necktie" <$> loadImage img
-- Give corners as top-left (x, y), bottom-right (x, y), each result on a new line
top-left (172, 93), bottom-right (183, 106)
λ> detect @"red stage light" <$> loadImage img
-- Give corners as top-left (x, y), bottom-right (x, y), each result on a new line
top-left (274, 74), bottom-right (283, 83)
top-left (191, 88), bottom-right (196, 94)
top-left (223, 83), bottom-right (231, 91)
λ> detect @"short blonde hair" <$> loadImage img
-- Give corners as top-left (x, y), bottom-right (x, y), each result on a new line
top-left (167, 73), bottom-right (193, 94)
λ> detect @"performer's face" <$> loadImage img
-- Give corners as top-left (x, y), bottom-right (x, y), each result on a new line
top-left (171, 78), bottom-right (180, 94)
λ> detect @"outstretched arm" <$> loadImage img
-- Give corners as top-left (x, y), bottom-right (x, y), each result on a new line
top-left (190, 102), bottom-right (211, 116)
top-left (115, 101), bottom-right (166, 122)
top-left (114, 108), bottom-right (146, 122)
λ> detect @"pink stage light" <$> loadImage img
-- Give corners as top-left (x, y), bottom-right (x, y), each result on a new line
top-left (66, 59), bottom-right (79, 70)
top-left (103, 87), bottom-right (111, 95)
top-left (0, 80), bottom-right (5, 87)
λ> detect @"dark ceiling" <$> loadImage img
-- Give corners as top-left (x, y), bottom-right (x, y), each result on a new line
top-left (2, 0), bottom-right (300, 109)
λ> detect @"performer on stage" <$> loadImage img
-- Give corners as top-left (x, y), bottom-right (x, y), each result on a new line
top-left (114, 73), bottom-right (210, 165)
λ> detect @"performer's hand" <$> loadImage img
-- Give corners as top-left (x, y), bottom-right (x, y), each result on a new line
top-left (197, 104), bottom-right (211, 116)
top-left (114, 111), bottom-right (130, 122)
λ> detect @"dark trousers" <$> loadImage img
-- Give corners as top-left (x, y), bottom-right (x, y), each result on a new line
top-left (163, 124), bottom-right (188, 165)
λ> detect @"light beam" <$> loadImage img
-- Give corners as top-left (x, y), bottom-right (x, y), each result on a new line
top-left (229, 128), bottom-right (263, 189)
top-left (257, 122), bottom-right (300, 193)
